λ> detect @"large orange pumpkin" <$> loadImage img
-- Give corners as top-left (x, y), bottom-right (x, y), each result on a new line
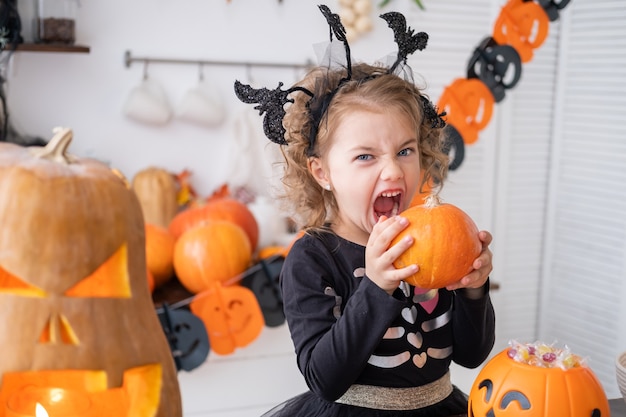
top-left (169, 197), bottom-right (259, 251)
top-left (391, 194), bottom-right (481, 288)
top-left (173, 221), bottom-right (252, 293)
top-left (0, 128), bottom-right (182, 417)
top-left (468, 348), bottom-right (610, 416)
top-left (145, 223), bottom-right (176, 287)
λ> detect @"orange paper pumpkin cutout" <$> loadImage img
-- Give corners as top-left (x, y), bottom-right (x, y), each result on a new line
top-left (437, 78), bottom-right (495, 145)
top-left (493, 0), bottom-right (550, 63)
top-left (468, 349), bottom-right (610, 417)
top-left (190, 283), bottom-right (264, 355)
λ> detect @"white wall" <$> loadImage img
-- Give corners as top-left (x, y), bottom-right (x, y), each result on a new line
top-left (5, 0), bottom-right (406, 198)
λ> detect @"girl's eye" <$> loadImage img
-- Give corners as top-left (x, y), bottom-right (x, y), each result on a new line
top-left (356, 154), bottom-right (372, 161)
top-left (398, 148), bottom-right (413, 157)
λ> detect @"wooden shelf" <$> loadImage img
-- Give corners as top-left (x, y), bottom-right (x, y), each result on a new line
top-left (3, 43), bottom-right (90, 53)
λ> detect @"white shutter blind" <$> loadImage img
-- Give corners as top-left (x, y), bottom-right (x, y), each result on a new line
top-left (405, 0), bottom-right (498, 229)
top-left (490, 14), bottom-right (562, 350)
top-left (539, 0), bottom-right (626, 398)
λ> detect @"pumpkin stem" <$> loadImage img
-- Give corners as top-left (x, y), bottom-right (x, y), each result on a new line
top-left (424, 193), bottom-right (443, 208)
top-left (30, 127), bottom-right (77, 164)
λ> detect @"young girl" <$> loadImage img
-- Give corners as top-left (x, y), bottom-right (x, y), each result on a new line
top-left (235, 5), bottom-right (495, 417)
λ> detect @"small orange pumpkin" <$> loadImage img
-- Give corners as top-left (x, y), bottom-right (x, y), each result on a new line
top-left (468, 348), bottom-right (610, 416)
top-left (173, 221), bottom-right (252, 294)
top-left (169, 197), bottom-right (259, 251)
top-left (145, 223), bottom-right (175, 287)
top-left (391, 194), bottom-right (481, 288)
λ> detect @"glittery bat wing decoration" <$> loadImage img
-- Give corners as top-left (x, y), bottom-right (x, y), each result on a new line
top-left (379, 12), bottom-right (444, 128)
top-left (319, 4), bottom-right (347, 43)
top-left (420, 94), bottom-right (446, 128)
top-left (318, 4), bottom-right (352, 79)
top-left (380, 12), bottom-right (429, 74)
top-left (234, 81), bottom-right (315, 145)
top-left (234, 80), bottom-right (292, 145)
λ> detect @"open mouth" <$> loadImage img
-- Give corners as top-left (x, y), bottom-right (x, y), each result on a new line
top-left (374, 191), bottom-right (402, 220)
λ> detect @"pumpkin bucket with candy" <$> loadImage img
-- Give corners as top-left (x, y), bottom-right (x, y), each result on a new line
top-left (0, 128), bottom-right (182, 417)
top-left (468, 341), bottom-right (610, 417)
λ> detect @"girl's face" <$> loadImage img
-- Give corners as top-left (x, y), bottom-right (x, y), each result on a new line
top-left (310, 108), bottom-right (421, 246)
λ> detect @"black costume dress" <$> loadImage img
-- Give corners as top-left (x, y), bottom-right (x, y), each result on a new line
top-left (263, 229), bottom-right (495, 417)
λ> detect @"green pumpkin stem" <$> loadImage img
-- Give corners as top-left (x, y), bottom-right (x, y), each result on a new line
top-left (30, 127), bottom-right (77, 164)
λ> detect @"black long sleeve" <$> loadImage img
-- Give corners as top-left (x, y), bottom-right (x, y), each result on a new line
top-left (280, 231), bottom-right (495, 402)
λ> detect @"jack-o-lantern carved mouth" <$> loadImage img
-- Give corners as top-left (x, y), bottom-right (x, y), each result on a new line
top-left (0, 364), bottom-right (162, 417)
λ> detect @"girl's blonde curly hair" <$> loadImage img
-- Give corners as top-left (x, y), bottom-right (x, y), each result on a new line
top-left (276, 62), bottom-right (449, 232)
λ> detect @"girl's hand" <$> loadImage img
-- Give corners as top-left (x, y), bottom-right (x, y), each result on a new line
top-left (446, 230), bottom-right (493, 292)
top-left (365, 216), bottom-right (418, 294)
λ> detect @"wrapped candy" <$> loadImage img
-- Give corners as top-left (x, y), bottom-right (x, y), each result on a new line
top-left (506, 340), bottom-right (587, 370)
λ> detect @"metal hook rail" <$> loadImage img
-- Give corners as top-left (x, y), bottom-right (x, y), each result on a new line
top-left (124, 50), bottom-right (313, 70)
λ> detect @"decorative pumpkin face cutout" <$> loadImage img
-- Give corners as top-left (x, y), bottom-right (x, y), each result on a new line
top-left (492, 0), bottom-right (550, 63)
top-left (468, 348), bottom-right (610, 417)
top-left (157, 304), bottom-right (210, 372)
top-left (190, 283), bottom-right (264, 355)
top-left (0, 129), bottom-right (182, 417)
top-left (437, 77), bottom-right (495, 145)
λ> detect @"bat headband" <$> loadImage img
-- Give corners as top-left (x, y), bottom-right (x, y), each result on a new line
top-left (234, 4), bottom-right (446, 156)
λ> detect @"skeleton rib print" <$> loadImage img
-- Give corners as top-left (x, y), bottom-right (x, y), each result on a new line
top-left (327, 269), bottom-right (455, 370)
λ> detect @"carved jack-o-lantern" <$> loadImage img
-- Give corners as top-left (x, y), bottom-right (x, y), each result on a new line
top-left (468, 348), bottom-right (610, 417)
top-left (0, 129), bottom-right (182, 417)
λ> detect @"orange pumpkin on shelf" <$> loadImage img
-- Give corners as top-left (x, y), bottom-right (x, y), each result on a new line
top-left (0, 128), bottom-right (181, 417)
top-left (145, 223), bottom-right (176, 288)
top-left (468, 347), bottom-right (610, 416)
top-left (391, 194), bottom-right (481, 289)
top-left (173, 221), bottom-right (252, 294)
top-left (169, 197), bottom-right (259, 251)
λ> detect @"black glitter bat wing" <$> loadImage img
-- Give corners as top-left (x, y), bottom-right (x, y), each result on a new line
top-left (319, 4), bottom-right (347, 44)
top-left (234, 80), bottom-right (313, 145)
top-left (318, 4), bottom-right (352, 80)
top-left (379, 12), bottom-right (443, 128)
top-left (380, 11), bottom-right (429, 74)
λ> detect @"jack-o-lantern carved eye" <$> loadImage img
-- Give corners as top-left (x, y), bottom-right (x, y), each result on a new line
top-left (478, 379), bottom-right (493, 403)
top-left (65, 244), bottom-right (131, 298)
top-left (500, 391), bottom-right (531, 411)
top-left (478, 380), bottom-right (531, 412)
top-left (0, 267), bottom-right (46, 297)
top-left (0, 244), bottom-right (131, 298)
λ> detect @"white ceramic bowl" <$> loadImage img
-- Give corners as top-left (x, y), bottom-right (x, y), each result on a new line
top-left (617, 350), bottom-right (626, 403)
